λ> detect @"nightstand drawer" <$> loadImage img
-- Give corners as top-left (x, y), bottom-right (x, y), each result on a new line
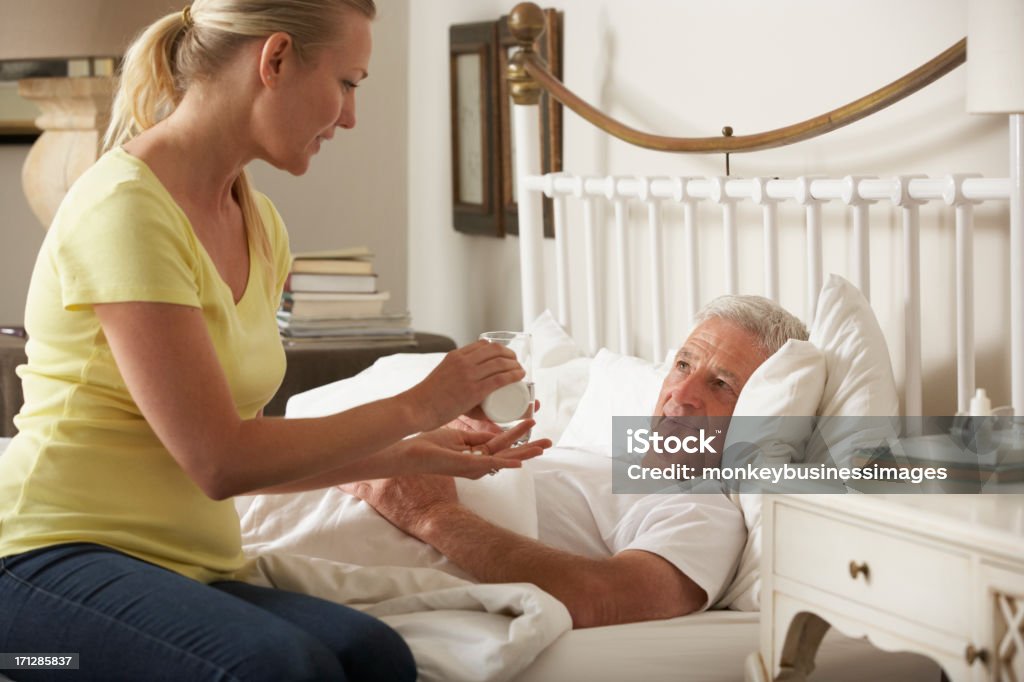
top-left (773, 501), bottom-right (971, 635)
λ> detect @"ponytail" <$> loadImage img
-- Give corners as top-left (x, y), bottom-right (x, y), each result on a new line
top-left (103, 13), bottom-right (186, 154)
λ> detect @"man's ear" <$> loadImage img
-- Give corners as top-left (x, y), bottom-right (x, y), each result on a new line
top-left (258, 32), bottom-right (294, 88)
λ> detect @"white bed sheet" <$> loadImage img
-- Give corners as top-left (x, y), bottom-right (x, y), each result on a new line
top-left (513, 610), bottom-right (941, 682)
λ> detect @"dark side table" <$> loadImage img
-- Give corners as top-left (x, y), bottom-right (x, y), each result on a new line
top-left (0, 332), bottom-right (456, 436)
top-left (0, 335), bottom-right (26, 438)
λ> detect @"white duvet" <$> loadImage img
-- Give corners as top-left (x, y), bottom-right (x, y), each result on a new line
top-left (235, 472), bottom-right (573, 682)
top-left (242, 553), bottom-right (570, 682)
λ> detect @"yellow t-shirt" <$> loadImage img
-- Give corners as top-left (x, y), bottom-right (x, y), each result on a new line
top-left (0, 148), bottom-right (291, 583)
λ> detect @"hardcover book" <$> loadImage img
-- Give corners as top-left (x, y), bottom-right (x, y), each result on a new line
top-left (286, 272), bottom-right (378, 293)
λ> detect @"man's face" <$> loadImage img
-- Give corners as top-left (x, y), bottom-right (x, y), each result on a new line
top-left (644, 317), bottom-right (769, 468)
top-left (654, 317), bottom-right (769, 419)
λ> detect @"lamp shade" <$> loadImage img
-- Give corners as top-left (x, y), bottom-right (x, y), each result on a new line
top-left (0, 0), bottom-right (178, 62)
top-left (967, 0), bottom-right (1024, 113)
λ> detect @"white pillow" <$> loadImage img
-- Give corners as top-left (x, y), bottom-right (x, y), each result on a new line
top-left (722, 340), bottom-right (827, 466)
top-left (286, 352), bottom-right (445, 419)
top-left (808, 275), bottom-right (900, 466)
top-left (532, 357), bottom-right (591, 443)
top-left (556, 349), bottom-right (669, 456)
top-left (716, 339), bottom-right (827, 612)
top-left (811, 275), bottom-right (899, 417)
top-left (529, 309), bottom-right (586, 369)
top-left (527, 310), bottom-right (591, 443)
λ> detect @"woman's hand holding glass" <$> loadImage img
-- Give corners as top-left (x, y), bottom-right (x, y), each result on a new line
top-left (403, 340), bottom-right (525, 430)
top-left (446, 400), bottom-right (542, 435)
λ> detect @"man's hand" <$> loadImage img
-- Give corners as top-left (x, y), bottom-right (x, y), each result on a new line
top-left (340, 420), bottom-right (551, 536)
top-left (340, 475), bottom-right (458, 540)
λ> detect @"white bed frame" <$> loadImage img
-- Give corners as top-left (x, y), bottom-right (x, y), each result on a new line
top-left (506, 4), bottom-right (1022, 419)
top-left (499, 4), bottom-right (1019, 680)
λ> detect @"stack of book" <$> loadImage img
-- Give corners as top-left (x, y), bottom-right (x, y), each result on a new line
top-left (278, 247), bottom-right (416, 348)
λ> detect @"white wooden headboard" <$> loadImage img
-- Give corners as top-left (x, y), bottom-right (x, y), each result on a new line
top-left (504, 2), bottom-right (1022, 419)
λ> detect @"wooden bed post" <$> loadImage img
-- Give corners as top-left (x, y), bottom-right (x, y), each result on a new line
top-left (508, 3), bottom-right (547, 331)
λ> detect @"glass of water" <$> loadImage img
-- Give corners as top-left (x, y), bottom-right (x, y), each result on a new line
top-left (479, 331), bottom-right (534, 445)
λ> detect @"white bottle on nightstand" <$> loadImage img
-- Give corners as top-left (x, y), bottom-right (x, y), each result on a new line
top-left (969, 388), bottom-right (992, 417)
top-left (968, 389), bottom-right (997, 477)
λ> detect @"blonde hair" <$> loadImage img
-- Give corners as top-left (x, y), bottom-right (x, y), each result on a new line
top-left (104, 0), bottom-right (376, 285)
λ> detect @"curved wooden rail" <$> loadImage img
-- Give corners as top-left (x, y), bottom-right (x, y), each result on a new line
top-left (507, 3), bottom-right (966, 154)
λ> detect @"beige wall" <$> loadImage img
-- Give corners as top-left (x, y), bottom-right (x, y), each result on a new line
top-left (250, 0), bottom-right (410, 314)
top-left (406, 0), bottom-right (518, 344)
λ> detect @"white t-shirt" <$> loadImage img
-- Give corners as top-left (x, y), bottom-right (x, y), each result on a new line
top-left (527, 449), bottom-right (745, 609)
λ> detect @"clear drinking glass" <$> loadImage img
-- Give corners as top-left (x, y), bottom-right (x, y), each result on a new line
top-left (479, 331), bottom-right (534, 445)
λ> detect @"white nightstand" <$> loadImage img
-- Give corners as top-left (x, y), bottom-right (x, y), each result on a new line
top-left (746, 494), bottom-right (1024, 682)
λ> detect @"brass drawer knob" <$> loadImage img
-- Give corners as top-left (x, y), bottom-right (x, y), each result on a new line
top-left (848, 560), bottom-right (870, 580)
top-left (965, 644), bottom-right (988, 666)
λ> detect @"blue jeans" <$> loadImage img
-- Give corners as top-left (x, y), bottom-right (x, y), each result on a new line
top-left (0, 543), bottom-right (417, 681)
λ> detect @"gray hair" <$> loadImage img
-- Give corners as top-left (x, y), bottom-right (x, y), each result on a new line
top-left (693, 294), bottom-right (808, 356)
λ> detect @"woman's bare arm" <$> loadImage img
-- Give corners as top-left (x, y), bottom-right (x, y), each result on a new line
top-left (95, 301), bottom-right (525, 499)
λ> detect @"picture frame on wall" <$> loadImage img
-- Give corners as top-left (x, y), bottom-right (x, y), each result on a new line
top-left (449, 21), bottom-right (502, 237)
top-left (496, 8), bottom-right (562, 238)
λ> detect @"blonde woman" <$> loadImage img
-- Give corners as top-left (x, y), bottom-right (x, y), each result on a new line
top-left (0, 1), bottom-right (548, 679)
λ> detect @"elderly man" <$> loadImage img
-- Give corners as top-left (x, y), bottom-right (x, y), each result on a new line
top-left (343, 295), bottom-right (807, 629)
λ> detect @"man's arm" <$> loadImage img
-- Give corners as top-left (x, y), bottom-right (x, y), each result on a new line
top-left (344, 477), bottom-right (707, 629)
